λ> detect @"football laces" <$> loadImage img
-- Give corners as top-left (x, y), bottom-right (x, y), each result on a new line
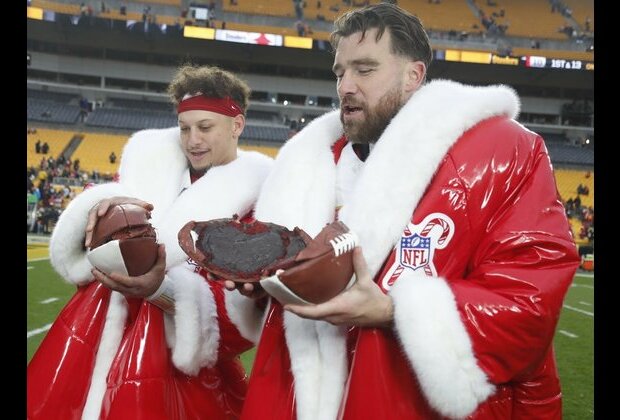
top-left (329, 232), bottom-right (358, 256)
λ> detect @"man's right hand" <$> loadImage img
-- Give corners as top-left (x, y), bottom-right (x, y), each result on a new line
top-left (223, 280), bottom-right (268, 300)
top-left (84, 196), bottom-right (154, 248)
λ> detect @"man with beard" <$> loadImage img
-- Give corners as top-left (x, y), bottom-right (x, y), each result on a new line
top-left (234, 3), bottom-right (579, 420)
top-left (27, 65), bottom-right (272, 419)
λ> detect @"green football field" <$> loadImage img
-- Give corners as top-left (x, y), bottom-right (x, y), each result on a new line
top-left (27, 254), bottom-right (593, 419)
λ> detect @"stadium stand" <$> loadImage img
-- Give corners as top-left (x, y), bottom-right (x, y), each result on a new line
top-left (553, 168), bottom-right (593, 246)
top-left (27, 89), bottom-right (77, 103)
top-left (562, 0), bottom-right (594, 32)
top-left (85, 108), bottom-right (177, 130)
top-left (554, 168), bottom-right (593, 208)
top-left (241, 125), bottom-right (290, 143)
top-left (31, 0), bottom-right (594, 65)
top-left (474, 0), bottom-right (570, 40)
top-left (27, 128), bottom-right (75, 167)
top-left (70, 132), bottom-right (127, 174)
top-left (27, 99), bottom-right (82, 124)
top-left (27, 0), bottom-right (593, 248)
top-left (108, 97), bottom-right (173, 112)
top-left (396, 0), bottom-right (480, 33)
top-left (239, 144), bottom-right (280, 158)
top-left (126, 0), bottom-right (181, 6)
top-left (546, 143), bottom-right (593, 166)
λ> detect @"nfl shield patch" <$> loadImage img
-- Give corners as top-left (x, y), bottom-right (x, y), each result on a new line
top-left (399, 234), bottom-right (431, 270)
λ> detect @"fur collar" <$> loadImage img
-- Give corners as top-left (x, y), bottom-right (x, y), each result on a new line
top-left (116, 127), bottom-right (274, 266)
top-left (255, 79), bottom-right (519, 277)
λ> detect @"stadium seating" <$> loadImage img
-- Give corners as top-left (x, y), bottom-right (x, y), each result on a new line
top-left (86, 108), bottom-right (177, 130)
top-left (126, 0), bottom-right (181, 7)
top-left (27, 128), bottom-right (75, 167)
top-left (27, 98), bottom-right (82, 125)
top-left (70, 132), bottom-right (127, 174)
top-left (239, 144), bottom-right (279, 158)
top-left (398, 0), bottom-right (480, 33)
top-left (31, 0), bottom-right (80, 15)
top-left (546, 143), bottom-right (593, 167)
top-left (108, 97), bottom-right (173, 112)
top-left (475, 0), bottom-right (569, 40)
top-left (241, 125), bottom-right (290, 143)
top-left (31, 0), bottom-right (594, 46)
top-left (554, 168), bottom-right (593, 208)
top-left (563, 0), bottom-right (594, 32)
top-left (27, 89), bottom-right (78, 103)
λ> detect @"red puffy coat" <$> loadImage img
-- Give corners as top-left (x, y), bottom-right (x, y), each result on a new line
top-left (28, 128), bottom-right (272, 419)
top-left (243, 80), bottom-right (579, 419)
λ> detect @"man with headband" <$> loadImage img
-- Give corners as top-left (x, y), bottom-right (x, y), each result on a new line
top-left (28, 65), bottom-right (273, 419)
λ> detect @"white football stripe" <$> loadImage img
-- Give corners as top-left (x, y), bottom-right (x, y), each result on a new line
top-left (558, 330), bottom-right (578, 338)
top-left (563, 304), bottom-right (594, 317)
top-left (40, 297), bottom-right (59, 304)
top-left (27, 323), bottom-right (52, 338)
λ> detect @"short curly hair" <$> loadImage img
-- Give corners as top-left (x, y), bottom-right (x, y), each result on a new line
top-left (331, 3), bottom-right (432, 77)
top-left (167, 64), bottom-right (251, 114)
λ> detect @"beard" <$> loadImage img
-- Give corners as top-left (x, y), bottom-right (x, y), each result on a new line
top-left (340, 86), bottom-right (403, 145)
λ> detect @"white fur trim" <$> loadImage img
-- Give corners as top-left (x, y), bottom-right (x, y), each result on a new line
top-left (224, 292), bottom-right (269, 345)
top-left (315, 321), bottom-right (349, 420)
top-left (166, 264), bottom-right (220, 375)
top-left (390, 272), bottom-right (495, 419)
top-left (118, 127), bottom-right (188, 222)
top-left (283, 313), bottom-right (348, 420)
top-left (156, 149), bottom-right (273, 267)
top-left (81, 292), bottom-right (128, 420)
top-left (50, 183), bottom-right (129, 285)
top-left (283, 314), bottom-right (319, 420)
top-left (254, 110), bottom-right (342, 236)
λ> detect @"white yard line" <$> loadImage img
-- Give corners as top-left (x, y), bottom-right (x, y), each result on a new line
top-left (40, 297), bottom-right (59, 304)
top-left (571, 284), bottom-right (593, 289)
top-left (27, 323), bottom-right (52, 338)
top-left (563, 304), bottom-right (594, 317)
top-left (576, 272), bottom-right (594, 279)
top-left (558, 330), bottom-right (578, 338)
top-left (27, 257), bottom-right (50, 262)
top-left (27, 266), bottom-right (34, 270)
top-left (579, 301), bottom-right (592, 306)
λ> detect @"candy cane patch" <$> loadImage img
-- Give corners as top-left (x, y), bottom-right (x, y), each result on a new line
top-left (382, 213), bottom-right (455, 290)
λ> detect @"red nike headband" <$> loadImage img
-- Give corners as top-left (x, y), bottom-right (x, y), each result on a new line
top-left (177, 94), bottom-right (243, 117)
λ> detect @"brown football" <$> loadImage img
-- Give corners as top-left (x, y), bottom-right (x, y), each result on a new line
top-left (274, 221), bottom-right (357, 304)
top-left (178, 217), bottom-right (357, 305)
top-left (88, 203), bottom-right (158, 276)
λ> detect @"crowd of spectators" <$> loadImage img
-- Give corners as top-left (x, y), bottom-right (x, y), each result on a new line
top-left (563, 178), bottom-right (594, 244)
top-left (27, 154), bottom-right (115, 234)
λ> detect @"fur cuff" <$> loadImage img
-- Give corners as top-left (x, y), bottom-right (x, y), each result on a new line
top-left (224, 292), bottom-right (269, 344)
top-left (390, 272), bottom-right (495, 419)
top-left (283, 313), bottom-right (348, 420)
top-left (166, 264), bottom-right (220, 375)
top-left (49, 183), bottom-right (128, 285)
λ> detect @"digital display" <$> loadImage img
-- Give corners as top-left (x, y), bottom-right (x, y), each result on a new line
top-left (521, 56), bottom-right (593, 71)
top-left (433, 49), bottom-right (593, 72)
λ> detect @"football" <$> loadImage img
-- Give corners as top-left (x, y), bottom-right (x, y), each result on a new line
top-left (178, 217), bottom-right (358, 305)
top-left (86, 203), bottom-right (159, 276)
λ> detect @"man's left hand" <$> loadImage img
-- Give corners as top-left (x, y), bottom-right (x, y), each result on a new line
top-left (91, 243), bottom-right (167, 298)
top-left (284, 247), bottom-right (394, 328)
